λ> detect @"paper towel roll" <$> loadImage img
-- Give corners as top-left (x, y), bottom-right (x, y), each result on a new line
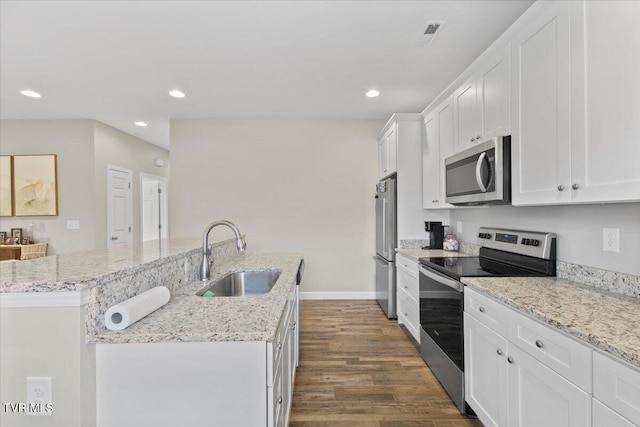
top-left (105, 286), bottom-right (171, 331)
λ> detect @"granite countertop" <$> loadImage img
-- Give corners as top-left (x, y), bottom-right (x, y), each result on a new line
top-left (396, 248), bottom-right (474, 262)
top-left (89, 252), bottom-right (303, 344)
top-left (0, 237), bottom-right (204, 293)
top-left (462, 276), bottom-right (640, 369)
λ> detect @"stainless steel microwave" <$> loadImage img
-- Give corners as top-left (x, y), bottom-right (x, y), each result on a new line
top-left (444, 136), bottom-right (511, 205)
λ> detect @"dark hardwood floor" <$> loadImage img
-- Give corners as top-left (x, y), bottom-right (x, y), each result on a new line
top-left (290, 300), bottom-right (482, 427)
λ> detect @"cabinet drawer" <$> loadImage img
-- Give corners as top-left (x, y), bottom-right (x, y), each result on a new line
top-left (593, 398), bottom-right (637, 427)
top-left (268, 301), bottom-right (291, 386)
top-left (396, 254), bottom-right (419, 279)
top-left (397, 289), bottom-right (420, 342)
top-left (464, 288), bottom-right (509, 336)
top-left (267, 357), bottom-right (284, 427)
top-left (397, 269), bottom-right (419, 302)
top-left (507, 308), bottom-right (592, 392)
top-left (593, 351), bottom-right (640, 426)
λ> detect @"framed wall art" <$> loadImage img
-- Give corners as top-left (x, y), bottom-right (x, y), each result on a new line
top-left (0, 155), bottom-right (12, 216)
top-left (12, 154), bottom-right (58, 216)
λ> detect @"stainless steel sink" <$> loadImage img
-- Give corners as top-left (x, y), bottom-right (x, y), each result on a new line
top-left (197, 269), bottom-right (281, 297)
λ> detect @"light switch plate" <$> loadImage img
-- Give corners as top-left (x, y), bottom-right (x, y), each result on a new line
top-left (66, 220), bottom-right (80, 230)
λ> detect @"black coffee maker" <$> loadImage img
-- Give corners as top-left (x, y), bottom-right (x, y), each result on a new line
top-left (424, 221), bottom-right (445, 249)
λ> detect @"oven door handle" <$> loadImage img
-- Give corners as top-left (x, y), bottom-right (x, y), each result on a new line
top-left (419, 266), bottom-right (464, 292)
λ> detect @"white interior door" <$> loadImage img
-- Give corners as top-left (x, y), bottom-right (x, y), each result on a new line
top-left (107, 165), bottom-right (132, 246)
top-left (140, 173), bottom-right (168, 241)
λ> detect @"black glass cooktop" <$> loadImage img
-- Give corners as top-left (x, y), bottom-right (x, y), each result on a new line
top-left (419, 256), bottom-right (546, 280)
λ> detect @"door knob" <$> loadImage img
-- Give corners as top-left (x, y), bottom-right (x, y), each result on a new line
top-left (497, 349), bottom-right (503, 356)
top-left (535, 340), bottom-right (544, 348)
top-left (476, 135), bottom-right (481, 139)
top-left (507, 356), bottom-right (514, 364)
top-left (557, 185), bottom-right (565, 191)
top-left (572, 183), bottom-right (580, 190)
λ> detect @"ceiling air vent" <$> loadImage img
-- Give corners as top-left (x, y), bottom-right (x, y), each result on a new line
top-left (418, 21), bottom-right (445, 46)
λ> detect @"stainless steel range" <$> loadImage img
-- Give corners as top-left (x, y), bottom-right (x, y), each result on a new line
top-left (418, 227), bottom-right (557, 414)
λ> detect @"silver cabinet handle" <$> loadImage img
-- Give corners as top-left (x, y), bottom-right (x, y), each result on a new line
top-left (277, 342), bottom-right (282, 350)
top-left (572, 183), bottom-right (580, 190)
top-left (471, 137), bottom-right (476, 142)
top-left (535, 340), bottom-right (544, 348)
top-left (507, 356), bottom-right (514, 364)
top-left (476, 135), bottom-right (482, 140)
top-left (557, 185), bottom-right (565, 191)
top-left (479, 307), bottom-right (485, 313)
top-left (497, 349), bottom-right (503, 355)
top-left (277, 396), bottom-right (282, 405)
top-left (110, 236), bottom-right (118, 241)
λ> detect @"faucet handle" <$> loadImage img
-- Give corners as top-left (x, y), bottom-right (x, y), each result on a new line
top-left (238, 239), bottom-right (247, 252)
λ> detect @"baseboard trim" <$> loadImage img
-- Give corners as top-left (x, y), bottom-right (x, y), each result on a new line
top-left (300, 292), bottom-right (377, 300)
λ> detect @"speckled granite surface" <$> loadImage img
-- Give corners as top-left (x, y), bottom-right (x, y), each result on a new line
top-left (0, 237), bottom-right (214, 292)
top-left (462, 276), bottom-right (640, 369)
top-left (396, 248), bottom-right (474, 262)
top-left (89, 252), bottom-right (303, 344)
top-left (398, 239), bottom-right (430, 249)
top-left (558, 261), bottom-right (640, 300)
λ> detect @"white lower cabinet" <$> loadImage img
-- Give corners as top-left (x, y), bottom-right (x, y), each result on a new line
top-left (395, 253), bottom-right (420, 343)
top-left (268, 285), bottom-right (299, 427)
top-left (464, 312), bottom-right (509, 427)
top-left (507, 344), bottom-right (591, 427)
top-left (593, 351), bottom-right (640, 426)
top-left (593, 399), bottom-right (637, 427)
top-left (464, 287), bottom-right (640, 427)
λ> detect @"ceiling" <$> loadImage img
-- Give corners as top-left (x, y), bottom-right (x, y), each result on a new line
top-left (0, 0), bottom-right (534, 150)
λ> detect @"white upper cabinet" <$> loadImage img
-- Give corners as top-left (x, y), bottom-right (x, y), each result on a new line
top-left (453, 46), bottom-right (510, 153)
top-left (378, 123), bottom-right (397, 179)
top-left (512, 0), bottom-right (640, 205)
top-left (423, 96), bottom-right (454, 209)
top-left (569, 0), bottom-right (640, 203)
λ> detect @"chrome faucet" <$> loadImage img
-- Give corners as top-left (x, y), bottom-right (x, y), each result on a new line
top-left (200, 220), bottom-right (247, 282)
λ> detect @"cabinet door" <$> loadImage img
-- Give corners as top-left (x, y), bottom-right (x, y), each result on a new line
top-left (570, 0), bottom-right (640, 203)
top-left (593, 399), bottom-right (637, 427)
top-left (454, 79), bottom-right (480, 152)
top-left (422, 112), bottom-right (440, 208)
top-left (386, 125), bottom-right (398, 177)
top-left (507, 345), bottom-right (591, 427)
top-left (464, 313), bottom-right (509, 427)
top-left (511, 1), bottom-right (572, 205)
top-left (478, 46), bottom-right (510, 141)
top-left (436, 96), bottom-right (455, 208)
top-left (378, 138), bottom-right (387, 179)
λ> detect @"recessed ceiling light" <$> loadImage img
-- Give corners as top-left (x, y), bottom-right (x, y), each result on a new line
top-left (20, 90), bottom-right (41, 98)
top-left (169, 89), bottom-right (185, 98)
top-left (366, 90), bottom-right (380, 98)
top-left (135, 121), bottom-right (148, 127)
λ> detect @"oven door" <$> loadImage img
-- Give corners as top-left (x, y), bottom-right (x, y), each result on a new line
top-left (419, 265), bottom-right (464, 370)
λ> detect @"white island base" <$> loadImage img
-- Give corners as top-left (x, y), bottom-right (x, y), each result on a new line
top-left (96, 341), bottom-right (268, 427)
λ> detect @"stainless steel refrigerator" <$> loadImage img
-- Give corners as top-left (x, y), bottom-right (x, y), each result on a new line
top-left (374, 175), bottom-right (397, 319)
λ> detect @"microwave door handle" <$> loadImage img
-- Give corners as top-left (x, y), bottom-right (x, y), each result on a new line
top-left (475, 152), bottom-right (488, 193)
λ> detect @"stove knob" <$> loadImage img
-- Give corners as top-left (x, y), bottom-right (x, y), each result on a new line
top-left (532, 240), bottom-right (540, 246)
top-left (522, 238), bottom-right (530, 245)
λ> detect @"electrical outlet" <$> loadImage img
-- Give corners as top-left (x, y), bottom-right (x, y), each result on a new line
top-left (603, 228), bottom-right (620, 253)
top-left (456, 221), bottom-right (463, 234)
top-left (26, 376), bottom-right (52, 416)
top-left (66, 220), bottom-right (80, 230)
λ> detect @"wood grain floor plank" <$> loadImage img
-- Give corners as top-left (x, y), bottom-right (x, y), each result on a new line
top-left (290, 300), bottom-right (481, 426)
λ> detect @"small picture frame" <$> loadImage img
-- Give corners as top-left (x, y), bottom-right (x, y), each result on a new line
top-left (0, 231), bottom-right (6, 243)
top-left (22, 237), bottom-right (31, 245)
top-left (11, 228), bottom-right (22, 244)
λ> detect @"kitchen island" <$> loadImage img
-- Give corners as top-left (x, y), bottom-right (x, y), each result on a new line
top-left (0, 237), bottom-right (303, 427)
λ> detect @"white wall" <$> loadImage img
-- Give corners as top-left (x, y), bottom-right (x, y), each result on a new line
top-left (0, 306), bottom-right (95, 427)
top-left (0, 120), bottom-right (97, 254)
top-left (93, 122), bottom-right (170, 246)
top-left (450, 203), bottom-right (640, 276)
top-left (0, 119), bottom-right (170, 254)
top-left (170, 119), bottom-right (383, 294)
